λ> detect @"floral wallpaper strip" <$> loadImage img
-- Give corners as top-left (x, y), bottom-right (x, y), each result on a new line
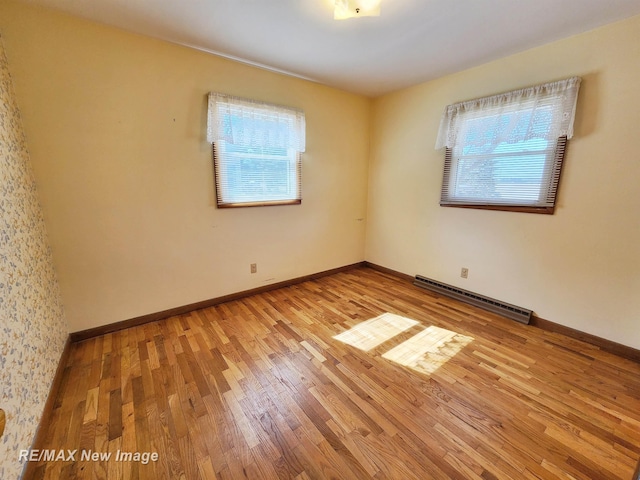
top-left (0, 34), bottom-right (69, 480)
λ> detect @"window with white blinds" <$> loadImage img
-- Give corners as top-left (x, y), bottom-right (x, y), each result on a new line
top-left (207, 93), bottom-right (305, 208)
top-left (435, 77), bottom-right (581, 214)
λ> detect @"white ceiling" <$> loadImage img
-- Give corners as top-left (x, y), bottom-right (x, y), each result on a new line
top-left (19, 0), bottom-right (640, 96)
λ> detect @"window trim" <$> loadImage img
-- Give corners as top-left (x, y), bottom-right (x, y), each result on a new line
top-left (435, 77), bottom-right (580, 214)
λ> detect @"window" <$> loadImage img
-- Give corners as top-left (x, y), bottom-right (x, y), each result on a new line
top-left (207, 92), bottom-right (305, 208)
top-left (435, 77), bottom-right (581, 214)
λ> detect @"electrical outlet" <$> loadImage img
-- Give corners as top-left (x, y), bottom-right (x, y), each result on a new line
top-left (250, 263), bottom-right (257, 274)
top-left (461, 267), bottom-right (469, 279)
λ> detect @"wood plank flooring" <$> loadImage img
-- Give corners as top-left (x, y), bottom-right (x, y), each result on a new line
top-left (30, 267), bottom-right (640, 479)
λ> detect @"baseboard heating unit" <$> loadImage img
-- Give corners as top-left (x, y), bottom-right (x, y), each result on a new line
top-left (413, 275), bottom-right (532, 325)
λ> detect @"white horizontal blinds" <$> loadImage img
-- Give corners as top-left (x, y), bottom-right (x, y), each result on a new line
top-left (436, 77), bottom-right (581, 208)
top-left (207, 93), bottom-right (305, 207)
top-left (441, 137), bottom-right (566, 207)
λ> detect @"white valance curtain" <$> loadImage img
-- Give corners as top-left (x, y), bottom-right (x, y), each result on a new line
top-left (435, 77), bottom-right (581, 150)
top-left (207, 92), bottom-right (306, 152)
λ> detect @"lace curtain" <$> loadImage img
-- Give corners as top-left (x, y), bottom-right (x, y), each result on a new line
top-left (435, 77), bottom-right (581, 150)
top-left (207, 92), bottom-right (306, 152)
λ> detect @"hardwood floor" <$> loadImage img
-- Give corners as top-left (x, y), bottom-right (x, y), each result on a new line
top-left (30, 267), bottom-right (640, 479)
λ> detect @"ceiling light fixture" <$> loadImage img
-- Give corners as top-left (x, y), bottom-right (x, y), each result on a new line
top-left (334, 0), bottom-right (381, 20)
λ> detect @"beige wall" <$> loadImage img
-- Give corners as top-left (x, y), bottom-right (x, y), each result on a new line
top-left (0, 2), bottom-right (371, 332)
top-left (366, 15), bottom-right (640, 348)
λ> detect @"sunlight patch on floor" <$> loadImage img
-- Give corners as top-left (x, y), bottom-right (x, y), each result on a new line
top-left (333, 313), bottom-right (419, 351)
top-left (382, 326), bottom-right (474, 376)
